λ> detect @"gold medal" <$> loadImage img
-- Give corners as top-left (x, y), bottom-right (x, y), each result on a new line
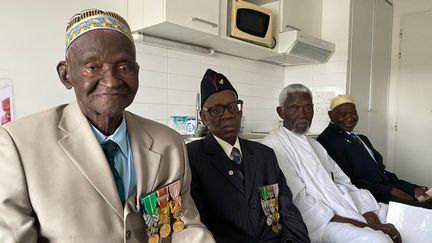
top-left (173, 219), bottom-right (185, 232)
top-left (272, 212), bottom-right (280, 222)
top-left (148, 234), bottom-right (159, 243)
top-left (158, 211), bottom-right (168, 224)
top-left (159, 223), bottom-right (171, 238)
top-left (271, 224), bottom-right (281, 233)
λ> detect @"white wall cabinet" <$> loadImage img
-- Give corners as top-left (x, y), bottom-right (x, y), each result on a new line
top-left (128, 0), bottom-right (219, 43)
top-left (348, 0), bottom-right (393, 158)
top-left (279, 0), bottom-right (322, 37)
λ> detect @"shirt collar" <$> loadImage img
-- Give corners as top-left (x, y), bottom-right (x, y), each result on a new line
top-left (90, 116), bottom-right (129, 156)
top-left (213, 135), bottom-right (242, 158)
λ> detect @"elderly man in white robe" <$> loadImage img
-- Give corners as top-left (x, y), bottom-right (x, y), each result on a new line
top-left (261, 84), bottom-right (401, 243)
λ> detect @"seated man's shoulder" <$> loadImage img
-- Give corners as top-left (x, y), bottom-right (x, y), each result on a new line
top-left (243, 138), bottom-right (273, 152)
top-left (317, 126), bottom-right (334, 142)
top-left (186, 138), bottom-right (204, 151)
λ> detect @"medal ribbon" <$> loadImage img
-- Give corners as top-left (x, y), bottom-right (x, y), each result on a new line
top-left (259, 185), bottom-right (269, 201)
top-left (169, 180), bottom-right (181, 199)
top-left (273, 183), bottom-right (279, 197)
top-left (141, 192), bottom-right (158, 215)
top-left (156, 186), bottom-right (169, 208)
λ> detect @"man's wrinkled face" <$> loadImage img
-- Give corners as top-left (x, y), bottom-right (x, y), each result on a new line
top-left (277, 92), bottom-right (314, 134)
top-left (58, 30), bottom-right (139, 119)
top-left (200, 90), bottom-right (242, 145)
top-left (329, 103), bottom-right (358, 132)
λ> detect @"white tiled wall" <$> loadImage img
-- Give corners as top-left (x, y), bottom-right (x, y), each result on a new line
top-left (284, 60), bottom-right (347, 135)
top-left (128, 43), bottom-right (284, 133)
top-left (282, 0), bottom-right (350, 135)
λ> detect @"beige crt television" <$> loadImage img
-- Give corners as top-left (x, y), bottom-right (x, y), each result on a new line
top-left (229, 0), bottom-right (274, 48)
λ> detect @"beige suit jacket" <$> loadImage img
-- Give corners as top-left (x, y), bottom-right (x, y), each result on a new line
top-left (0, 102), bottom-right (214, 243)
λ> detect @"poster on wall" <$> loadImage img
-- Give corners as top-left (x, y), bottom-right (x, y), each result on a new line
top-left (0, 79), bottom-right (13, 126)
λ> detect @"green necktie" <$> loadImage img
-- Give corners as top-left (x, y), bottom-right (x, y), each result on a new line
top-left (101, 140), bottom-right (126, 205)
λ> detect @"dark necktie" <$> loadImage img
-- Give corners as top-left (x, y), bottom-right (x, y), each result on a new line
top-left (231, 147), bottom-right (242, 165)
top-left (350, 133), bottom-right (362, 145)
top-left (101, 140), bottom-right (126, 205)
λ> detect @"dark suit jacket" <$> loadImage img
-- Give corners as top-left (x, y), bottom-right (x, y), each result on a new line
top-left (187, 134), bottom-right (310, 243)
top-left (317, 122), bottom-right (417, 203)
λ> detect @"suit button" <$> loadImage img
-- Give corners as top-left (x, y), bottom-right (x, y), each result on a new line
top-left (251, 205), bottom-right (257, 209)
top-left (125, 230), bottom-right (132, 240)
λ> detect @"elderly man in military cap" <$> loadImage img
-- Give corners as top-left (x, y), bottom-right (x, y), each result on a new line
top-left (0, 9), bottom-right (214, 243)
top-left (187, 69), bottom-right (310, 243)
top-left (317, 94), bottom-right (430, 204)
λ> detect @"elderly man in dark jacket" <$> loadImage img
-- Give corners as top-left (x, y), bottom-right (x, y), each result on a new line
top-left (317, 95), bottom-right (429, 204)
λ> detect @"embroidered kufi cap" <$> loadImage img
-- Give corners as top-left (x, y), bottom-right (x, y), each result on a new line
top-left (65, 9), bottom-right (133, 50)
top-left (329, 94), bottom-right (355, 111)
top-left (200, 69), bottom-right (238, 108)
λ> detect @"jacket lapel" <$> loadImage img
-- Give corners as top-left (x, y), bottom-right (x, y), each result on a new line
top-left (241, 139), bottom-right (258, 203)
top-left (124, 112), bottom-right (161, 212)
top-left (57, 102), bottom-right (124, 218)
top-left (204, 135), bottom-right (245, 194)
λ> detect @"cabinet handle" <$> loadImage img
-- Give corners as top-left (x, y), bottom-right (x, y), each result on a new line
top-left (191, 17), bottom-right (218, 28)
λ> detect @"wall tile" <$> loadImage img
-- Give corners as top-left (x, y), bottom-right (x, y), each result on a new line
top-left (139, 70), bottom-right (167, 89)
top-left (127, 103), bottom-right (167, 120)
top-left (137, 53), bottom-right (167, 73)
top-left (135, 87), bottom-right (167, 104)
top-left (168, 58), bottom-right (203, 77)
top-left (251, 61), bottom-right (284, 77)
top-left (168, 49), bottom-right (203, 63)
top-left (243, 108), bottom-right (279, 121)
top-left (313, 60), bottom-right (348, 74)
top-left (202, 53), bottom-right (230, 67)
top-left (230, 56), bottom-right (253, 71)
top-left (136, 43), bottom-right (168, 57)
top-left (285, 65), bottom-right (315, 76)
top-left (313, 73), bottom-right (347, 86)
top-left (168, 74), bottom-right (200, 92)
top-left (167, 89), bottom-right (198, 106)
top-left (241, 120), bottom-right (278, 133)
top-left (167, 104), bottom-right (197, 118)
top-left (242, 96), bottom-right (278, 109)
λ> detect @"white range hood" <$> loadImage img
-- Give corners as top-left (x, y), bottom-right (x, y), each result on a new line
top-left (260, 30), bottom-right (335, 66)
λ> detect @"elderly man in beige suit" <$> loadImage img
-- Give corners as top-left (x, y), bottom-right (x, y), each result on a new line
top-left (0, 9), bottom-right (214, 243)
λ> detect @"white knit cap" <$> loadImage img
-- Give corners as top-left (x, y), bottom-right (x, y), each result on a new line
top-left (329, 94), bottom-right (355, 111)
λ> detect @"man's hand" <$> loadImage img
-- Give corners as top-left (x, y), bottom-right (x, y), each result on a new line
top-left (391, 187), bottom-right (414, 201)
top-left (414, 187), bottom-right (428, 199)
top-left (368, 223), bottom-right (401, 243)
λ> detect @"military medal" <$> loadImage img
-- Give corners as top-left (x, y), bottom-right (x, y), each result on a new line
top-left (173, 219), bottom-right (185, 232)
top-left (156, 186), bottom-right (171, 238)
top-left (140, 192), bottom-right (160, 243)
top-left (259, 185), bottom-right (273, 226)
top-left (148, 234), bottom-right (159, 243)
top-left (169, 181), bottom-right (185, 233)
top-left (259, 183), bottom-right (281, 233)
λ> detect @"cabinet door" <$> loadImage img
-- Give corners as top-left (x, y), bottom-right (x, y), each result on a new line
top-left (280, 0), bottom-right (322, 37)
top-left (348, 0), bottom-right (392, 157)
top-left (166, 0), bottom-right (219, 36)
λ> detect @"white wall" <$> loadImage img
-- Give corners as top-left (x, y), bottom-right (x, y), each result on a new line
top-left (284, 0), bottom-right (350, 135)
top-left (0, 1), bottom-right (283, 133)
top-left (386, 0), bottom-right (432, 170)
top-left (132, 45), bottom-right (283, 132)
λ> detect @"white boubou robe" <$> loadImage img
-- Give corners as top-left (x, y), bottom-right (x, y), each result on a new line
top-left (261, 127), bottom-right (388, 242)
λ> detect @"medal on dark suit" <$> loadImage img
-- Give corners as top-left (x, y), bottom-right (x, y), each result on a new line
top-left (259, 183), bottom-right (282, 233)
